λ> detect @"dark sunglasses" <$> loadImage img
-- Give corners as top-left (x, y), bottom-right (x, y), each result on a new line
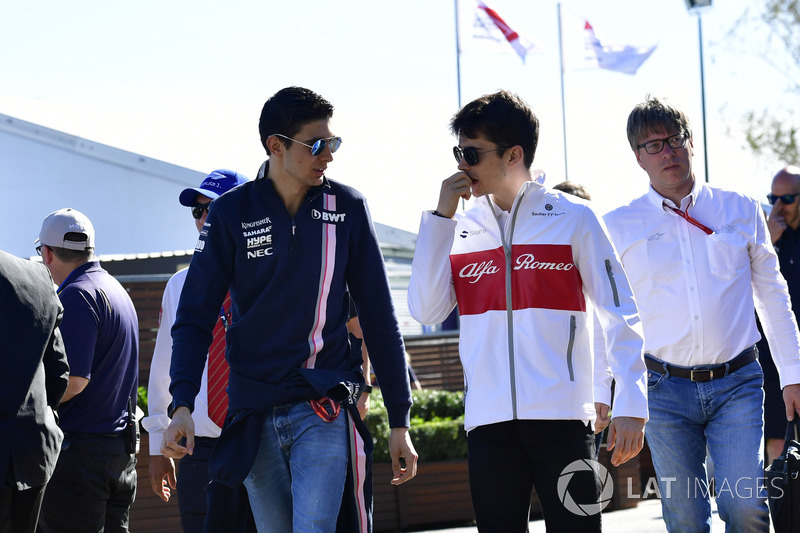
top-left (35, 244), bottom-right (44, 256)
top-left (272, 133), bottom-right (342, 157)
top-left (767, 192), bottom-right (800, 205)
top-left (191, 202), bottom-right (213, 220)
top-left (453, 145), bottom-right (508, 166)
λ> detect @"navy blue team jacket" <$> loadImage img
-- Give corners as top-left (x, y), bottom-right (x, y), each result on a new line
top-left (169, 163), bottom-right (412, 531)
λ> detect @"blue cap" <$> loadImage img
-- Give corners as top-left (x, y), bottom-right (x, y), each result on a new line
top-left (179, 169), bottom-right (250, 206)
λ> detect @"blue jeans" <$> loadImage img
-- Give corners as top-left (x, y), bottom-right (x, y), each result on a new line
top-left (243, 400), bottom-right (348, 533)
top-left (645, 358), bottom-right (769, 533)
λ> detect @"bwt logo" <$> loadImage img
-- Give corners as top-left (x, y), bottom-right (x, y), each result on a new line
top-left (458, 260), bottom-right (499, 284)
top-left (311, 209), bottom-right (346, 223)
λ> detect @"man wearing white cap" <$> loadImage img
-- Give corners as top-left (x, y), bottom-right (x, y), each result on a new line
top-left (141, 170), bottom-right (255, 532)
top-left (35, 208), bottom-right (140, 533)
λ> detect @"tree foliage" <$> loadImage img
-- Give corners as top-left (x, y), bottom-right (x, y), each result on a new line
top-left (743, 111), bottom-right (799, 165)
top-left (730, 0), bottom-right (800, 164)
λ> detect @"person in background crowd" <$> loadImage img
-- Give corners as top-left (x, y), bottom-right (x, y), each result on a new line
top-left (0, 250), bottom-right (70, 533)
top-left (551, 180), bottom-right (612, 454)
top-left (552, 180), bottom-right (591, 201)
top-left (36, 208), bottom-right (139, 533)
top-left (761, 165), bottom-right (800, 463)
top-left (141, 169), bottom-right (255, 532)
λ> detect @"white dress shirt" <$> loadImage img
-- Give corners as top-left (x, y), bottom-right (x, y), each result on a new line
top-left (604, 181), bottom-right (800, 388)
top-left (140, 268), bottom-right (221, 455)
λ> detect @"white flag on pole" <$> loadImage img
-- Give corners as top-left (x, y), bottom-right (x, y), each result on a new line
top-left (559, 6), bottom-right (656, 75)
top-left (458, 0), bottom-right (540, 63)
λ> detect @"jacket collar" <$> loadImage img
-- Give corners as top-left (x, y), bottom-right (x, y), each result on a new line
top-left (646, 178), bottom-right (704, 211)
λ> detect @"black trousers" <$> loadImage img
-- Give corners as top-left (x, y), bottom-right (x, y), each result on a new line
top-left (1, 461), bottom-right (46, 533)
top-left (176, 437), bottom-right (255, 533)
top-left (37, 434), bottom-right (136, 533)
top-left (467, 419), bottom-right (602, 533)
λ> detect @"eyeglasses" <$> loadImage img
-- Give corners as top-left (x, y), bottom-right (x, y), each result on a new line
top-left (271, 133), bottom-right (342, 156)
top-left (453, 145), bottom-right (508, 166)
top-left (35, 245), bottom-right (43, 256)
top-left (191, 202), bottom-right (213, 220)
top-left (637, 133), bottom-right (688, 155)
top-left (767, 192), bottom-right (800, 205)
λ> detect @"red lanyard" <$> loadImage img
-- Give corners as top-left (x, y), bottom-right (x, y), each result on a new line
top-left (310, 397), bottom-right (341, 422)
top-left (665, 202), bottom-right (714, 235)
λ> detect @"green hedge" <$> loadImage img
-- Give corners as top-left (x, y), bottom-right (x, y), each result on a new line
top-left (137, 385), bottom-right (148, 417)
top-left (364, 389), bottom-right (467, 463)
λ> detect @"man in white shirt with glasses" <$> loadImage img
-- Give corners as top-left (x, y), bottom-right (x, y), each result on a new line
top-left (603, 95), bottom-right (800, 532)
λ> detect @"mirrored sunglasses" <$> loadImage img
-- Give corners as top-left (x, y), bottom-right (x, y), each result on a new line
top-left (272, 133), bottom-right (342, 156)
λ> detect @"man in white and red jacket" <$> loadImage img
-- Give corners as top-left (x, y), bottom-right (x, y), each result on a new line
top-left (408, 90), bottom-right (647, 533)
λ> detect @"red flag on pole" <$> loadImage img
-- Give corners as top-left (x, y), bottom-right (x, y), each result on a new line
top-left (459, 0), bottom-right (539, 63)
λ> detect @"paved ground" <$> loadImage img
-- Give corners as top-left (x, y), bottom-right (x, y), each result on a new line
top-left (413, 498), bottom-right (739, 532)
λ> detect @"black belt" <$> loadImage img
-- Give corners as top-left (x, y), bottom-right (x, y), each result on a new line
top-left (645, 346), bottom-right (757, 383)
top-left (64, 432), bottom-right (122, 439)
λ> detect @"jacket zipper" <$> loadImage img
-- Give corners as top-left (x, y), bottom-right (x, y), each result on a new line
top-left (290, 188), bottom-right (322, 250)
top-left (567, 315), bottom-right (576, 381)
top-left (605, 259), bottom-right (620, 307)
top-left (493, 190), bottom-right (526, 420)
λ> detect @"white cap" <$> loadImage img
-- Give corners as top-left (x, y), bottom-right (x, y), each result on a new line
top-left (36, 208), bottom-right (95, 251)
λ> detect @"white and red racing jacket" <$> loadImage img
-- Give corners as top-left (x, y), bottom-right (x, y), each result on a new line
top-left (408, 180), bottom-right (648, 432)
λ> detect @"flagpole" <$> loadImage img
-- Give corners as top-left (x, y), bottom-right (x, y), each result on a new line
top-left (556, 3), bottom-right (569, 179)
top-left (455, 0), bottom-right (463, 108)
top-left (697, 14), bottom-right (709, 182)
top-left (455, 0), bottom-right (466, 211)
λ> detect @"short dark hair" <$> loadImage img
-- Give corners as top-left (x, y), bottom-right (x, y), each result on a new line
top-left (450, 90), bottom-right (539, 169)
top-left (552, 181), bottom-right (591, 201)
top-left (258, 87), bottom-right (335, 155)
top-left (626, 95), bottom-right (692, 151)
top-left (47, 232), bottom-right (93, 263)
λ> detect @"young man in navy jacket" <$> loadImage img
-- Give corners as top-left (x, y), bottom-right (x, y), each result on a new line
top-left (162, 86), bottom-right (417, 533)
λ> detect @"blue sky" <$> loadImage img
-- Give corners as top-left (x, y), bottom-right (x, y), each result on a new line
top-left (0, 0), bottom-right (788, 233)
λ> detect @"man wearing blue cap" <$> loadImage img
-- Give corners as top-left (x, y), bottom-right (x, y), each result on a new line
top-left (141, 169), bottom-right (253, 532)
